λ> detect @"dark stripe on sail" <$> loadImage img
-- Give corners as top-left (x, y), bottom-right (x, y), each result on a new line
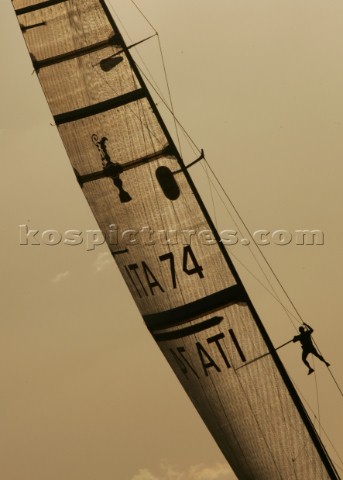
top-left (33, 36), bottom-right (121, 70)
top-left (144, 284), bottom-right (245, 331)
top-left (16, 0), bottom-right (68, 15)
top-left (111, 249), bottom-right (129, 256)
top-left (153, 316), bottom-right (223, 341)
top-left (54, 89), bottom-right (145, 125)
top-left (20, 22), bottom-right (46, 32)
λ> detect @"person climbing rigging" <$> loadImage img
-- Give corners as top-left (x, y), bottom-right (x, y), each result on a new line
top-left (293, 322), bottom-right (330, 375)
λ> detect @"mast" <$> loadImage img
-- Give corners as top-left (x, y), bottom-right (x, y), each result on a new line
top-left (12, 1), bottom-right (340, 478)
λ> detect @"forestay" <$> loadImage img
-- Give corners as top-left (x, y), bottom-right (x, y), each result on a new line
top-left (12, 1), bottom-right (339, 478)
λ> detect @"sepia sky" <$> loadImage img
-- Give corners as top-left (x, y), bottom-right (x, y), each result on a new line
top-left (1, 1), bottom-right (343, 479)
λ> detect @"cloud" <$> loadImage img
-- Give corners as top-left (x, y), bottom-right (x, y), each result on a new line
top-left (131, 463), bottom-right (235, 480)
top-left (131, 469), bottom-right (158, 480)
top-left (93, 251), bottom-right (112, 273)
top-left (187, 463), bottom-right (234, 480)
top-left (51, 271), bottom-right (70, 283)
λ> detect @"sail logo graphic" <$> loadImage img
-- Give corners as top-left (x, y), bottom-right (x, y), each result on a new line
top-left (92, 134), bottom-right (131, 203)
top-left (73, 135), bottom-right (132, 203)
top-left (124, 246), bottom-right (204, 298)
top-left (160, 325), bottom-right (247, 379)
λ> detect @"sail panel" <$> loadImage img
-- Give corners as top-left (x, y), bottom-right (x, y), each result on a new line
top-left (13, 0), bottom-right (66, 11)
top-left (67, 151), bottom-right (236, 315)
top-left (12, 1), bottom-right (339, 479)
top-left (35, 49), bottom-right (138, 115)
top-left (13, 0), bottom-right (44, 9)
top-left (155, 304), bottom-right (330, 479)
top-left (57, 99), bottom-right (167, 170)
top-left (15, 0), bottom-right (113, 61)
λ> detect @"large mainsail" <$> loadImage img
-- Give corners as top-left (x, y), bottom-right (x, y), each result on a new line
top-left (12, 1), bottom-right (340, 479)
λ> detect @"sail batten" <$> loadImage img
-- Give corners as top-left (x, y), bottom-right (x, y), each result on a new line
top-left (144, 285), bottom-right (244, 331)
top-left (15, 0), bottom-right (69, 15)
top-left (54, 89), bottom-right (146, 124)
top-left (33, 35), bottom-right (121, 69)
top-left (12, 1), bottom-right (340, 478)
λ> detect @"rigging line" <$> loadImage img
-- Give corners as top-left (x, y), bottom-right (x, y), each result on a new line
top-left (134, 45), bottom-right (170, 107)
top-left (280, 376), bottom-right (320, 467)
top-left (168, 123), bottom-right (300, 331)
top-left (107, 1), bottom-right (135, 41)
top-left (286, 379), bottom-right (337, 478)
top-left (127, 0), bottom-right (182, 153)
top-left (191, 338), bottom-right (256, 479)
top-left (91, 33), bottom-right (158, 67)
top-left (130, 0), bottom-right (157, 33)
top-left (136, 63), bottom-right (171, 114)
top-left (136, 64), bottom-right (178, 115)
top-left (70, 4), bottom-right (165, 163)
top-left (56, 1), bottom-right (162, 153)
top-left (235, 339), bottom-right (293, 370)
top-left (104, 3), bottom-right (210, 176)
top-left (291, 377), bottom-right (343, 471)
top-left (203, 156), bottom-right (305, 324)
top-left (228, 316), bottom-right (286, 477)
top-left (201, 166), bottom-right (302, 330)
top-left (233, 366), bottom-right (285, 478)
top-left (156, 34), bottom-right (183, 156)
top-left (132, 57), bottom-right (204, 163)
top-left (107, 0), bottom-right (175, 115)
top-left (229, 251), bottom-right (300, 327)
top-left (327, 368), bottom-right (343, 399)
top-left (106, 2), bottom-right (157, 82)
top-left (204, 162), bottom-right (219, 228)
top-left (135, 63), bottom-right (205, 163)
top-left (111, 2), bottom-right (310, 332)
top-left (91, 59), bottom-right (165, 150)
top-left (293, 380), bottom-right (342, 476)
top-left (333, 462), bottom-right (343, 475)
top-left (129, 66), bottom-right (300, 331)
top-left (134, 66), bottom-right (306, 330)
top-left (137, 59), bottom-right (299, 329)
top-left (313, 359), bottom-right (322, 438)
top-left (312, 339), bottom-right (343, 399)
top-left (160, 105), bottom-right (298, 327)
top-left (268, 362), bottom-right (301, 478)
top-left (112, 62), bottom-right (302, 328)
top-left (198, 170), bottom-right (300, 329)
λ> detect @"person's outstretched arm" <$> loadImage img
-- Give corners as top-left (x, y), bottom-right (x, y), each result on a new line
top-left (303, 322), bottom-right (314, 333)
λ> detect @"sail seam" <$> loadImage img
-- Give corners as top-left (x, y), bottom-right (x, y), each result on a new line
top-left (15, 0), bottom-right (68, 16)
top-left (33, 36), bottom-right (121, 70)
top-left (54, 89), bottom-right (146, 125)
top-left (143, 284), bottom-right (245, 331)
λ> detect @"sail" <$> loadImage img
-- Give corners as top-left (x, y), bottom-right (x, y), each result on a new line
top-left (12, 1), bottom-right (339, 479)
